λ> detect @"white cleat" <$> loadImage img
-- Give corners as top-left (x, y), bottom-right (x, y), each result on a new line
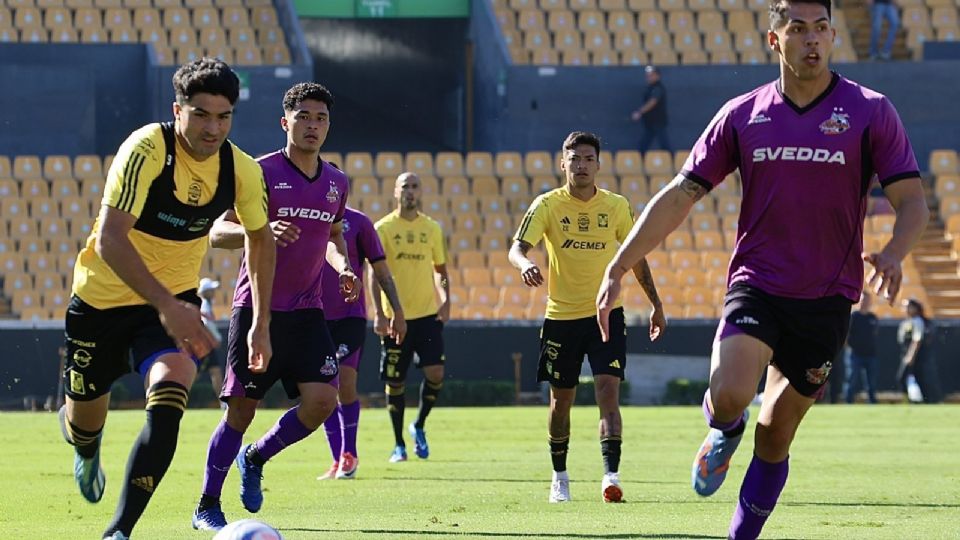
top-left (601, 472), bottom-right (623, 503)
top-left (549, 472), bottom-right (571, 503)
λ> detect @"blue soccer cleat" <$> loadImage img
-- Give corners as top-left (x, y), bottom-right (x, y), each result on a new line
top-left (192, 503), bottom-right (228, 531)
top-left (60, 405), bottom-right (106, 503)
top-left (235, 444), bottom-right (264, 513)
top-left (409, 423), bottom-right (429, 459)
top-left (388, 445), bottom-right (408, 463)
top-left (692, 409), bottom-right (749, 497)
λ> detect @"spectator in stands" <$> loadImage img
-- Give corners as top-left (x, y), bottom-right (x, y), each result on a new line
top-left (57, 57), bottom-right (275, 540)
top-left (897, 297), bottom-right (928, 402)
top-left (868, 0), bottom-right (900, 61)
top-left (844, 292), bottom-right (879, 404)
top-left (509, 130), bottom-right (665, 505)
top-left (197, 277), bottom-right (225, 407)
top-left (371, 172), bottom-right (450, 464)
top-left (630, 65), bottom-right (672, 154)
top-left (597, 1), bottom-right (928, 537)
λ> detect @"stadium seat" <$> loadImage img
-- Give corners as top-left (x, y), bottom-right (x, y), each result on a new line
top-left (1, 271), bottom-right (31, 296)
top-left (44, 7), bottom-right (72, 31)
top-left (404, 152), bottom-right (434, 176)
top-left (34, 270), bottom-right (64, 292)
top-left (930, 149), bottom-right (959, 175)
top-left (13, 155), bottom-right (42, 179)
top-left (420, 195), bottom-right (445, 215)
top-left (479, 231), bottom-right (509, 251)
top-left (435, 152), bottom-right (464, 177)
top-left (664, 230), bottom-right (693, 250)
top-left (670, 249), bottom-right (699, 270)
top-left (258, 25), bottom-right (285, 45)
top-left (351, 176), bottom-right (379, 199)
top-left (478, 195), bottom-right (510, 214)
top-left (935, 174), bottom-right (960, 198)
top-left (469, 285), bottom-right (500, 307)
top-left (674, 29), bottom-right (702, 54)
top-left (684, 305), bottom-right (716, 318)
top-left (449, 231), bottom-right (478, 252)
top-left (524, 151), bottom-right (554, 177)
top-left (643, 150), bottom-right (673, 176)
top-left (495, 152), bottom-right (524, 177)
top-left (438, 175), bottom-right (467, 196)
top-left (457, 249), bottom-right (486, 268)
top-left (29, 196), bottom-right (57, 218)
top-left (648, 175), bottom-right (671, 193)
top-left (230, 26), bottom-right (257, 47)
top-left (715, 195), bottom-right (741, 215)
top-left (22, 178), bottom-right (49, 197)
top-left (375, 152), bottom-right (404, 178)
top-left (494, 305), bottom-right (526, 320)
top-left (532, 175), bottom-right (559, 194)
top-left (0, 178), bottom-right (18, 199)
top-left (500, 176), bottom-right (531, 199)
top-left (344, 152), bottom-right (374, 177)
top-left (694, 230), bottom-right (725, 250)
top-left (449, 195), bottom-right (477, 214)
top-left (465, 152), bottom-right (494, 177)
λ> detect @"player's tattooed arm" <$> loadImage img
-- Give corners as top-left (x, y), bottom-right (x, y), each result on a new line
top-left (632, 258), bottom-right (661, 309)
top-left (675, 176), bottom-right (708, 203)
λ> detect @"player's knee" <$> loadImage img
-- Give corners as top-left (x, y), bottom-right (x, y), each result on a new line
top-left (709, 384), bottom-right (753, 418)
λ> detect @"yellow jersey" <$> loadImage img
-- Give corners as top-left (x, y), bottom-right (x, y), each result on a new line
top-left (375, 210), bottom-right (446, 319)
top-left (72, 123), bottom-right (269, 309)
top-left (515, 186), bottom-right (633, 320)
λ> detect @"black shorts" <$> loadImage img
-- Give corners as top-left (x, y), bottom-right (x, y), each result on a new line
top-left (379, 315), bottom-right (445, 383)
top-left (538, 307), bottom-right (626, 389)
top-left (63, 290), bottom-right (201, 401)
top-left (222, 307), bottom-right (338, 401)
top-left (718, 283), bottom-right (853, 397)
top-left (326, 317), bottom-right (367, 371)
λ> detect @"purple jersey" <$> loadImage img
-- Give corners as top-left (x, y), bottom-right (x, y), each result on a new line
top-left (320, 207), bottom-right (386, 320)
top-left (233, 152), bottom-right (349, 311)
top-left (682, 73), bottom-right (919, 301)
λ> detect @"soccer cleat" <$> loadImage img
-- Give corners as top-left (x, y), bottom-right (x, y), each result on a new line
top-left (549, 477), bottom-right (571, 503)
top-left (336, 452), bottom-right (358, 479)
top-left (601, 472), bottom-right (623, 503)
top-left (192, 504), bottom-right (228, 531)
top-left (316, 460), bottom-right (339, 481)
top-left (409, 423), bottom-right (429, 459)
top-left (60, 406), bottom-right (106, 503)
top-left (388, 445), bottom-right (408, 463)
top-left (692, 409), bottom-right (749, 497)
top-left (102, 531), bottom-right (129, 540)
top-left (235, 444), bottom-right (264, 513)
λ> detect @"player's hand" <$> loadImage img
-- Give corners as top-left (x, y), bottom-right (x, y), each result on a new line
top-left (270, 220), bottom-right (301, 247)
top-left (158, 299), bottom-right (218, 359)
top-left (437, 301), bottom-right (451, 324)
top-left (596, 275), bottom-right (622, 343)
top-left (520, 262), bottom-right (544, 287)
top-left (649, 305), bottom-right (667, 341)
top-left (390, 315), bottom-right (407, 345)
top-left (339, 270), bottom-right (360, 302)
top-left (247, 321), bottom-right (272, 374)
top-left (373, 313), bottom-right (389, 337)
top-left (631, 110), bottom-right (642, 122)
top-left (863, 251), bottom-right (902, 305)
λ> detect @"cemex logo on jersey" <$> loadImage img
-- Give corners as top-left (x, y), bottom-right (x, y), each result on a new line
top-left (752, 147), bottom-right (846, 165)
top-left (277, 207), bottom-right (337, 222)
top-left (561, 239), bottom-right (606, 250)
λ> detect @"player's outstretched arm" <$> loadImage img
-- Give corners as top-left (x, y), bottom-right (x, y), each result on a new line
top-left (865, 177), bottom-right (929, 304)
top-left (508, 240), bottom-right (544, 287)
top-left (631, 258), bottom-right (666, 341)
top-left (597, 174), bottom-right (702, 341)
top-left (244, 224), bottom-right (276, 373)
top-left (98, 205), bottom-right (217, 358)
top-left (369, 267), bottom-right (390, 337)
top-left (371, 259), bottom-right (406, 344)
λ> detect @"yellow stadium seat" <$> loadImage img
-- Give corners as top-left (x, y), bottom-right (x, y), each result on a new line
top-left (694, 230), bottom-right (725, 250)
top-left (578, 9), bottom-right (605, 31)
top-left (457, 249), bottom-right (486, 268)
top-left (470, 176), bottom-right (500, 197)
top-left (111, 25), bottom-right (139, 43)
top-left (664, 230), bottom-right (693, 250)
top-left (479, 231), bottom-right (510, 252)
top-left (620, 175), bottom-right (648, 198)
top-left (523, 151), bottom-right (554, 177)
top-left (34, 270), bottom-right (64, 292)
top-left (435, 152), bottom-right (463, 177)
top-left (608, 10), bottom-right (635, 31)
top-left (351, 176), bottom-right (379, 198)
top-left (494, 305), bottom-right (527, 320)
top-left (688, 0), bottom-right (716, 10)
top-left (643, 28), bottom-right (672, 51)
top-left (2, 196), bottom-right (26, 218)
top-left (229, 26), bottom-right (256, 47)
top-left (935, 174), bottom-right (960, 199)
top-left (465, 152), bottom-right (494, 177)
top-left (233, 45), bottom-right (262, 65)
top-left (716, 195), bottom-right (741, 215)
top-left (495, 152), bottom-right (524, 177)
top-left (740, 49), bottom-right (771, 64)
top-left (930, 149), bottom-right (959, 175)
top-left (547, 9), bottom-right (575, 31)
top-left (583, 29), bottom-right (610, 51)
top-left (44, 7), bottom-right (72, 30)
top-left (628, 0), bottom-right (656, 8)
top-left (670, 249), bottom-right (699, 270)
top-left (569, 0), bottom-right (598, 10)
top-left (374, 152), bottom-right (404, 178)
top-left (0, 178), bottom-right (17, 198)
top-left (22, 178), bottom-right (49, 197)
top-left (344, 152), bottom-right (373, 177)
top-left (140, 28), bottom-right (168, 46)
top-left (0, 7), bottom-right (11, 28)
top-left (1, 271), bottom-right (31, 296)
top-left (734, 30), bottom-right (764, 52)
top-left (491, 266), bottom-right (520, 288)
top-left (498, 285), bottom-right (529, 308)
top-left (469, 285), bottom-right (500, 307)
top-left (132, 6), bottom-right (160, 29)
top-left (499, 176), bottom-right (529, 199)
top-left (29, 196), bottom-right (57, 218)
top-left (258, 26), bottom-right (285, 45)
top-left (453, 212), bottom-right (483, 234)
top-left (13, 155), bottom-right (41, 179)
top-left (902, 6), bottom-right (930, 29)
top-left (532, 175), bottom-right (560, 194)
top-left (479, 195), bottom-right (510, 214)
top-left (674, 29), bottom-right (702, 53)
top-left (60, 196), bottom-right (90, 221)
top-left (446, 230), bottom-right (476, 252)
top-left (637, 10), bottom-right (664, 33)
top-left (554, 28), bottom-right (583, 52)
top-left (684, 305), bottom-right (716, 319)
top-left (199, 27), bottom-right (226, 47)
top-left (26, 251), bottom-right (55, 273)
top-left (668, 10), bottom-right (695, 32)
top-left (404, 152), bottom-right (434, 176)
top-left (643, 150), bottom-right (673, 176)
top-left (612, 28), bottom-right (640, 50)
top-left (20, 234), bottom-right (45, 254)
top-left (689, 213), bottom-right (718, 232)
top-left (14, 6), bottom-right (42, 28)
top-left (420, 195), bottom-right (445, 215)
top-left (80, 178), bottom-right (104, 203)
top-left (701, 250), bottom-right (728, 271)
top-left (744, 0), bottom-right (767, 11)
top-left (170, 29), bottom-right (198, 48)
top-left (704, 30), bottom-right (733, 52)
top-left (517, 9), bottom-right (546, 31)
top-left (221, 6), bottom-right (249, 27)
top-left (42, 155), bottom-right (72, 179)
top-left (448, 194), bottom-right (476, 215)
top-left (438, 176), bottom-right (467, 196)
top-left (251, 6), bottom-right (278, 27)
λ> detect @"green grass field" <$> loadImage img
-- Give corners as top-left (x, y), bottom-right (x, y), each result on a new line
top-left (2, 405), bottom-right (958, 539)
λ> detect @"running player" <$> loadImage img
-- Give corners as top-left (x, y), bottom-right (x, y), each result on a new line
top-left (597, 2), bottom-right (928, 537)
top-left (192, 82), bottom-right (359, 531)
top-left (509, 131), bottom-right (666, 504)
top-left (372, 172), bottom-right (451, 462)
top-left (58, 58), bottom-right (275, 540)
top-left (317, 205), bottom-right (406, 480)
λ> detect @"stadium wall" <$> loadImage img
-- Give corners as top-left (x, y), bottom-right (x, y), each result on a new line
top-left (2, 321), bottom-right (957, 407)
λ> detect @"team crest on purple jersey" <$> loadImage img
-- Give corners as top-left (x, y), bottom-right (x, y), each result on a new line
top-left (326, 181), bottom-right (341, 203)
top-left (805, 361), bottom-right (833, 385)
top-left (819, 107), bottom-right (851, 135)
top-left (320, 354), bottom-right (338, 376)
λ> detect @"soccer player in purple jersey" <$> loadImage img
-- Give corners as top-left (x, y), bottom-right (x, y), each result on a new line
top-left (317, 206), bottom-right (407, 480)
top-left (191, 82), bottom-right (360, 531)
top-left (597, 1), bottom-right (929, 538)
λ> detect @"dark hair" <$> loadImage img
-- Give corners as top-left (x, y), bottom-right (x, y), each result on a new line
top-left (562, 131), bottom-right (601, 155)
top-left (906, 298), bottom-right (927, 320)
top-left (283, 82), bottom-right (335, 112)
top-left (769, 0), bottom-right (831, 30)
top-left (172, 57), bottom-right (240, 105)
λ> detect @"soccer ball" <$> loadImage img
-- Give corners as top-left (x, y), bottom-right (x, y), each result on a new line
top-left (212, 519), bottom-right (284, 540)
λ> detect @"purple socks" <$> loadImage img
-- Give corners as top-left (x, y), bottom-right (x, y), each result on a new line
top-left (340, 400), bottom-right (360, 456)
top-left (322, 408), bottom-right (343, 462)
top-left (703, 391), bottom-right (744, 432)
top-left (729, 455), bottom-right (789, 540)
top-left (254, 406), bottom-right (314, 462)
top-left (201, 420), bottom-right (242, 498)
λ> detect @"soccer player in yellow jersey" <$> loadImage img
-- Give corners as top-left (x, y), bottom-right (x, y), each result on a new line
top-left (509, 131), bottom-right (666, 504)
top-left (57, 58), bottom-right (276, 540)
top-left (372, 172), bottom-right (451, 462)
